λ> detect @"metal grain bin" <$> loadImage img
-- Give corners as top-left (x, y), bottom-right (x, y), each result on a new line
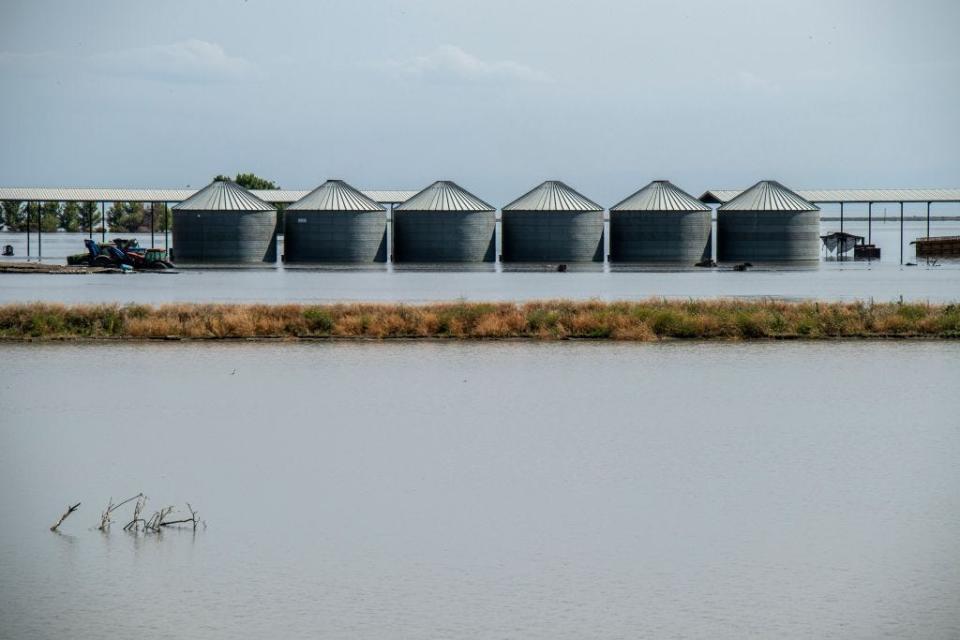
top-left (172, 180), bottom-right (277, 263)
top-left (609, 180), bottom-right (711, 263)
top-left (501, 181), bottom-right (604, 262)
top-left (283, 180), bottom-right (386, 263)
top-left (393, 181), bottom-right (495, 262)
top-left (717, 180), bottom-right (820, 263)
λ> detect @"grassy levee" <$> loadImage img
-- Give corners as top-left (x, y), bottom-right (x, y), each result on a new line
top-left (1, 300), bottom-right (959, 341)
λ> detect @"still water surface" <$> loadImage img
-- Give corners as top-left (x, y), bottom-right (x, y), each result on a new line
top-left (1, 341), bottom-right (958, 639)
top-left (1, 221), bottom-right (960, 304)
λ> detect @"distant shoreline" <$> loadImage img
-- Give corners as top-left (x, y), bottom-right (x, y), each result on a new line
top-left (1, 301), bottom-right (957, 341)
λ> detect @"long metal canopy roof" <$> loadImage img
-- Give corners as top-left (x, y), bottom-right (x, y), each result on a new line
top-left (700, 188), bottom-right (960, 205)
top-left (0, 187), bottom-right (416, 205)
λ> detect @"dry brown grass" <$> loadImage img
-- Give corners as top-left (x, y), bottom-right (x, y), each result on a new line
top-left (1, 299), bottom-right (958, 341)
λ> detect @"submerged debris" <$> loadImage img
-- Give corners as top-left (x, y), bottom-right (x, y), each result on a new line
top-left (50, 493), bottom-right (205, 534)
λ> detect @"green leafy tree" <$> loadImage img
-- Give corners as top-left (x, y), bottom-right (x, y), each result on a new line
top-left (150, 203), bottom-right (172, 232)
top-left (40, 202), bottom-right (60, 232)
top-left (23, 202), bottom-right (39, 231)
top-left (59, 202), bottom-right (82, 232)
top-left (79, 202), bottom-right (99, 232)
top-left (213, 172), bottom-right (279, 190)
top-left (1, 200), bottom-right (25, 231)
top-left (108, 202), bottom-right (145, 232)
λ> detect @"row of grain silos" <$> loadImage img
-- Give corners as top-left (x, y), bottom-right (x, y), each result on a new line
top-left (171, 178), bottom-right (820, 264)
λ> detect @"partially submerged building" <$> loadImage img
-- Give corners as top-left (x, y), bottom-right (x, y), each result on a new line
top-left (717, 180), bottom-right (820, 263)
top-left (501, 181), bottom-right (604, 262)
top-left (609, 180), bottom-right (711, 263)
top-left (392, 181), bottom-right (496, 262)
top-left (172, 180), bottom-right (277, 263)
top-left (283, 180), bottom-right (386, 263)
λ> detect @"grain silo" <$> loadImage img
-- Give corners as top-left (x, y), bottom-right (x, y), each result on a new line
top-left (717, 180), bottom-right (820, 263)
top-left (609, 180), bottom-right (712, 263)
top-left (392, 180), bottom-right (496, 262)
top-left (172, 180), bottom-right (277, 263)
top-left (283, 180), bottom-right (386, 263)
top-left (501, 181), bottom-right (603, 262)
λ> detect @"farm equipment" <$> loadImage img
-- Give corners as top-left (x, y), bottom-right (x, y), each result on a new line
top-left (67, 238), bottom-right (176, 270)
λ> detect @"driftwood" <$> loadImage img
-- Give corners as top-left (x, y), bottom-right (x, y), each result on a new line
top-left (99, 493), bottom-right (143, 531)
top-left (53, 492), bottom-right (205, 534)
top-left (123, 495), bottom-right (147, 532)
top-left (50, 502), bottom-right (81, 532)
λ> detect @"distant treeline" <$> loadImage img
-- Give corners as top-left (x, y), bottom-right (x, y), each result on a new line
top-left (0, 201), bottom-right (171, 234)
top-left (1, 300), bottom-right (958, 341)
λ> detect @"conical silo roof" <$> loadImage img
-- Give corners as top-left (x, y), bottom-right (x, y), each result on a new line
top-left (719, 180), bottom-right (819, 212)
top-left (173, 180), bottom-right (275, 212)
top-left (287, 179), bottom-right (385, 212)
top-left (503, 180), bottom-right (603, 212)
top-left (396, 180), bottom-right (494, 212)
top-left (611, 180), bottom-right (710, 212)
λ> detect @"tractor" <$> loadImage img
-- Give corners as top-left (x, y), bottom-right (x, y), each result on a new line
top-left (68, 239), bottom-right (176, 270)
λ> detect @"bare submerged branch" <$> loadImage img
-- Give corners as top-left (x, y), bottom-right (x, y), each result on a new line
top-left (50, 502), bottom-right (81, 532)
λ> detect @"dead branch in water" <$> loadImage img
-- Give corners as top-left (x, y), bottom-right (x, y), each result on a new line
top-left (50, 502), bottom-right (81, 532)
top-left (123, 495), bottom-right (147, 532)
top-left (159, 503), bottom-right (202, 531)
top-left (98, 493), bottom-right (143, 531)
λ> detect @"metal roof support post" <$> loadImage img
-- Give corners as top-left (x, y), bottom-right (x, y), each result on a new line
top-left (150, 201), bottom-right (155, 248)
top-left (867, 202), bottom-right (872, 245)
top-left (26, 201), bottom-right (31, 259)
top-left (101, 202), bottom-right (106, 243)
top-left (87, 202), bottom-right (93, 239)
top-left (164, 202), bottom-right (169, 253)
top-left (38, 200), bottom-right (43, 261)
top-left (899, 201), bottom-right (904, 265)
top-left (838, 202), bottom-right (844, 261)
top-left (926, 201), bottom-right (930, 238)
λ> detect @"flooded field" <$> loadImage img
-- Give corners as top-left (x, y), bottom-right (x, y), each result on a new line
top-left (1, 221), bottom-right (959, 304)
top-left (1, 341), bottom-right (959, 639)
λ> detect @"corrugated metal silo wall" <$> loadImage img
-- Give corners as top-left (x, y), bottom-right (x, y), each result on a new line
top-left (172, 210), bottom-right (277, 263)
top-left (501, 211), bottom-right (604, 262)
top-left (609, 211), bottom-right (712, 263)
top-left (283, 211), bottom-right (386, 262)
top-left (392, 211), bottom-right (496, 262)
top-left (717, 210), bottom-right (820, 262)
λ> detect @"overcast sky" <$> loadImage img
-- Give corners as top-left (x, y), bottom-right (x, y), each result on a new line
top-left (0, 0), bottom-right (957, 204)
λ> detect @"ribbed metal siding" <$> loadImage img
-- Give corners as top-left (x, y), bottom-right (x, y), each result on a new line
top-left (283, 211), bottom-right (386, 263)
top-left (609, 211), bottom-right (711, 263)
top-left (501, 211), bottom-right (604, 262)
top-left (392, 210), bottom-right (495, 262)
top-left (717, 210), bottom-right (821, 262)
top-left (172, 210), bottom-right (277, 263)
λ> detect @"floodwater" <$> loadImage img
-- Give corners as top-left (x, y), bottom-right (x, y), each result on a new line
top-left (1, 341), bottom-right (959, 639)
top-left (1, 220), bottom-right (959, 304)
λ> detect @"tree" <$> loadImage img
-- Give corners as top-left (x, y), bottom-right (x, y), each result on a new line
top-left (1, 200), bottom-right (24, 231)
top-left (59, 202), bottom-right (82, 232)
top-left (40, 202), bottom-right (60, 232)
top-left (79, 202), bottom-right (99, 232)
top-left (107, 202), bottom-right (145, 232)
top-left (150, 203), bottom-right (172, 232)
top-left (213, 172), bottom-right (279, 190)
